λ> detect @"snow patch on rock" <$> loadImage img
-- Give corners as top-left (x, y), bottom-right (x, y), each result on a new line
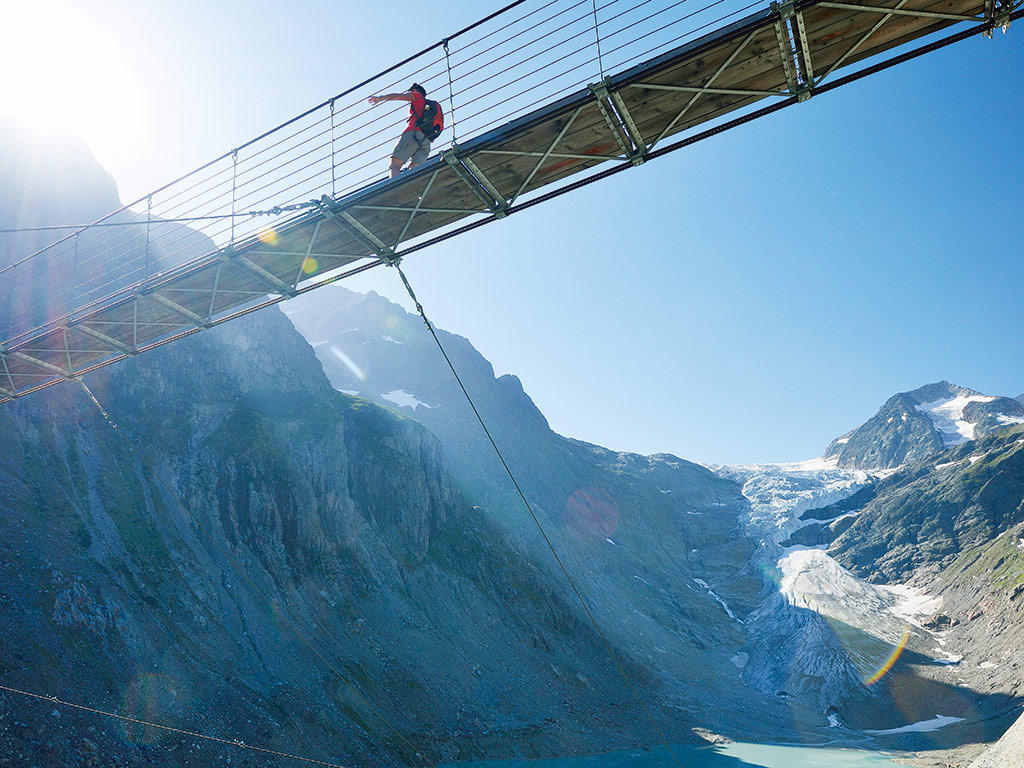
top-left (381, 389), bottom-right (433, 411)
top-left (916, 394), bottom-right (996, 446)
top-left (864, 714), bottom-right (964, 734)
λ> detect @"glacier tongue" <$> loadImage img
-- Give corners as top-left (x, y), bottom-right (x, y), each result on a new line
top-left (778, 548), bottom-right (941, 644)
top-left (716, 458), bottom-right (944, 721)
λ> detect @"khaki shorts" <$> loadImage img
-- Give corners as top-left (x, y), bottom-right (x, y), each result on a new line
top-left (392, 129), bottom-right (431, 166)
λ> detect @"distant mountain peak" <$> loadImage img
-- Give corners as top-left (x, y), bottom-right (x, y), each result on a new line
top-left (825, 381), bottom-right (1024, 470)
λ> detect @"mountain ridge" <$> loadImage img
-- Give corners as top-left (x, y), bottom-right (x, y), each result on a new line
top-left (824, 381), bottom-right (1024, 471)
top-left (4, 121), bottom-right (1023, 767)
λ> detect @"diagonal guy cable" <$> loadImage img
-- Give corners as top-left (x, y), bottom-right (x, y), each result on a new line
top-left (389, 261), bottom-right (686, 768)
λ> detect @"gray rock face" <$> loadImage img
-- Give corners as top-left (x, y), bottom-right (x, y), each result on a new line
top-left (969, 700), bottom-right (1024, 767)
top-left (826, 426), bottom-right (1024, 583)
top-left (283, 286), bottom-right (809, 734)
top-left (0, 308), bottom-right (671, 767)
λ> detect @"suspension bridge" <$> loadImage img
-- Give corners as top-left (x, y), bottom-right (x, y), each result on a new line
top-left (0, 0), bottom-right (1018, 404)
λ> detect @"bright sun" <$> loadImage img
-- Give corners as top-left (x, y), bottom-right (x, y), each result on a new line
top-left (0, 2), bottom-right (141, 170)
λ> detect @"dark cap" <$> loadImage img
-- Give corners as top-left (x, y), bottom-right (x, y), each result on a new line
top-left (410, 83), bottom-right (426, 96)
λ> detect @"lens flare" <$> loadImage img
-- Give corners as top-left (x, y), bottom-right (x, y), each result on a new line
top-left (257, 227), bottom-right (278, 245)
top-left (120, 673), bottom-right (183, 745)
top-left (330, 346), bottom-right (366, 381)
top-left (565, 488), bottom-right (619, 541)
top-left (865, 625), bottom-right (911, 686)
top-left (302, 256), bottom-right (319, 274)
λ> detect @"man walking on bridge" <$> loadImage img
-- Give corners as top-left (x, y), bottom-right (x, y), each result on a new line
top-left (368, 83), bottom-right (437, 179)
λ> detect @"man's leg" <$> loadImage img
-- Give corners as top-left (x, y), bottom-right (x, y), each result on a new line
top-left (390, 131), bottom-right (418, 178)
top-left (407, 136), bottom-right (431, 173)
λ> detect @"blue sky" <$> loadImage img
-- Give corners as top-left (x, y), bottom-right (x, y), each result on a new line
top-left (4, 0), bottom-right (1022, 464)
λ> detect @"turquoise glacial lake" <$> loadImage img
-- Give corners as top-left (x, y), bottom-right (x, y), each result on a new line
top-left (444, 743), bottom-right (900, 768)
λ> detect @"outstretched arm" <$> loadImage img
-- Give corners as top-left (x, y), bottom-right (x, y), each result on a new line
top-left (368, 92), bottom-right (414, 105)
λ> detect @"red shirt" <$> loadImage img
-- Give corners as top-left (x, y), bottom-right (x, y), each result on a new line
top-left (404, 92), bottom-right (427, 133)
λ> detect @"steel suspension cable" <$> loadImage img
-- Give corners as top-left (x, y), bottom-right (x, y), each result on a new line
top-left (600, 0), bottom-right (761, 71)
top-left (444, 39), bottom-right (459, 144)
top-left (445, 0), bottom-right (566, 64)
top-left (444, 0), bottom-right (590, 85)
top-left (0, 206), bottom-right (323, 236)
top-left (447, 6), bottom-right (599, 101)
top-left (1, 1), bottom-right (531, 280)
top-left (388, 261), bottom-right (685, 768)
top-left (0, 683), bottom-right (350, 768)
top-left (331, 100), bottom-right (337, 197)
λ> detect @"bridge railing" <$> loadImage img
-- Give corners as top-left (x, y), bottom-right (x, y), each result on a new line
top-left (2, 0), bottom-right (774, 345)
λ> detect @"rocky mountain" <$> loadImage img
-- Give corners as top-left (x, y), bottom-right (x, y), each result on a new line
top-left (4, 306), bottom-right (676, 767)
top-left (282, 287), bottom-right (851, 736)
top-left (0, 123), bottom-right (809, 767)
top-left (282, 289), bottom-right (1024, 744)
top-left (0, 126), bottom-right (677, 766)
top-left (820, 424), bottom-right (1024, 706)
top-left (0, 119), bottom-right (213, 341)
top-left (4, 118), bottom-right (1023, 767)
top-left (741, 395), bottom-right (1024, 755)
top-left (824, 381), bottom-right (1024, 471)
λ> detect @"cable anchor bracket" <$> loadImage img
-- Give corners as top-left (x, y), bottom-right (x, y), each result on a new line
top-left (589, 80), bottom-right (648, 166)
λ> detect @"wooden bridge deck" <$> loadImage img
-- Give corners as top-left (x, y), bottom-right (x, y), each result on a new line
top-left (1, 0), bottom-right (1015, 402)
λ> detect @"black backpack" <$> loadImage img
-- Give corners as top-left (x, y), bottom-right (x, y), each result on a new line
top-left (415, 99), bottom-right (444, 141)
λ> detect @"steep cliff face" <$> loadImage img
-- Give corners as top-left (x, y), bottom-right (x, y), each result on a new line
top-left (283, 287), bottom-right (803, 734)
top-left (1, 124), bottom-right (693, 766)
top-left (1, 307), bottom-right (683, 767)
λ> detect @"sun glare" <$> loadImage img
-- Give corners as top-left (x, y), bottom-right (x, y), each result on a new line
top-left (0, 2), bottom-right (141, 171)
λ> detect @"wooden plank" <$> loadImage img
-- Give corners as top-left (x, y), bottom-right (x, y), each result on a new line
top-left (800, 0), bottom-right (985, 77)
top-left (622, 27), bottom-right (789, 145)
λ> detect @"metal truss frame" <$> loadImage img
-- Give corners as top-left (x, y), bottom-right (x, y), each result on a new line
top-left (2, 0), bottom-right (1017, 404)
